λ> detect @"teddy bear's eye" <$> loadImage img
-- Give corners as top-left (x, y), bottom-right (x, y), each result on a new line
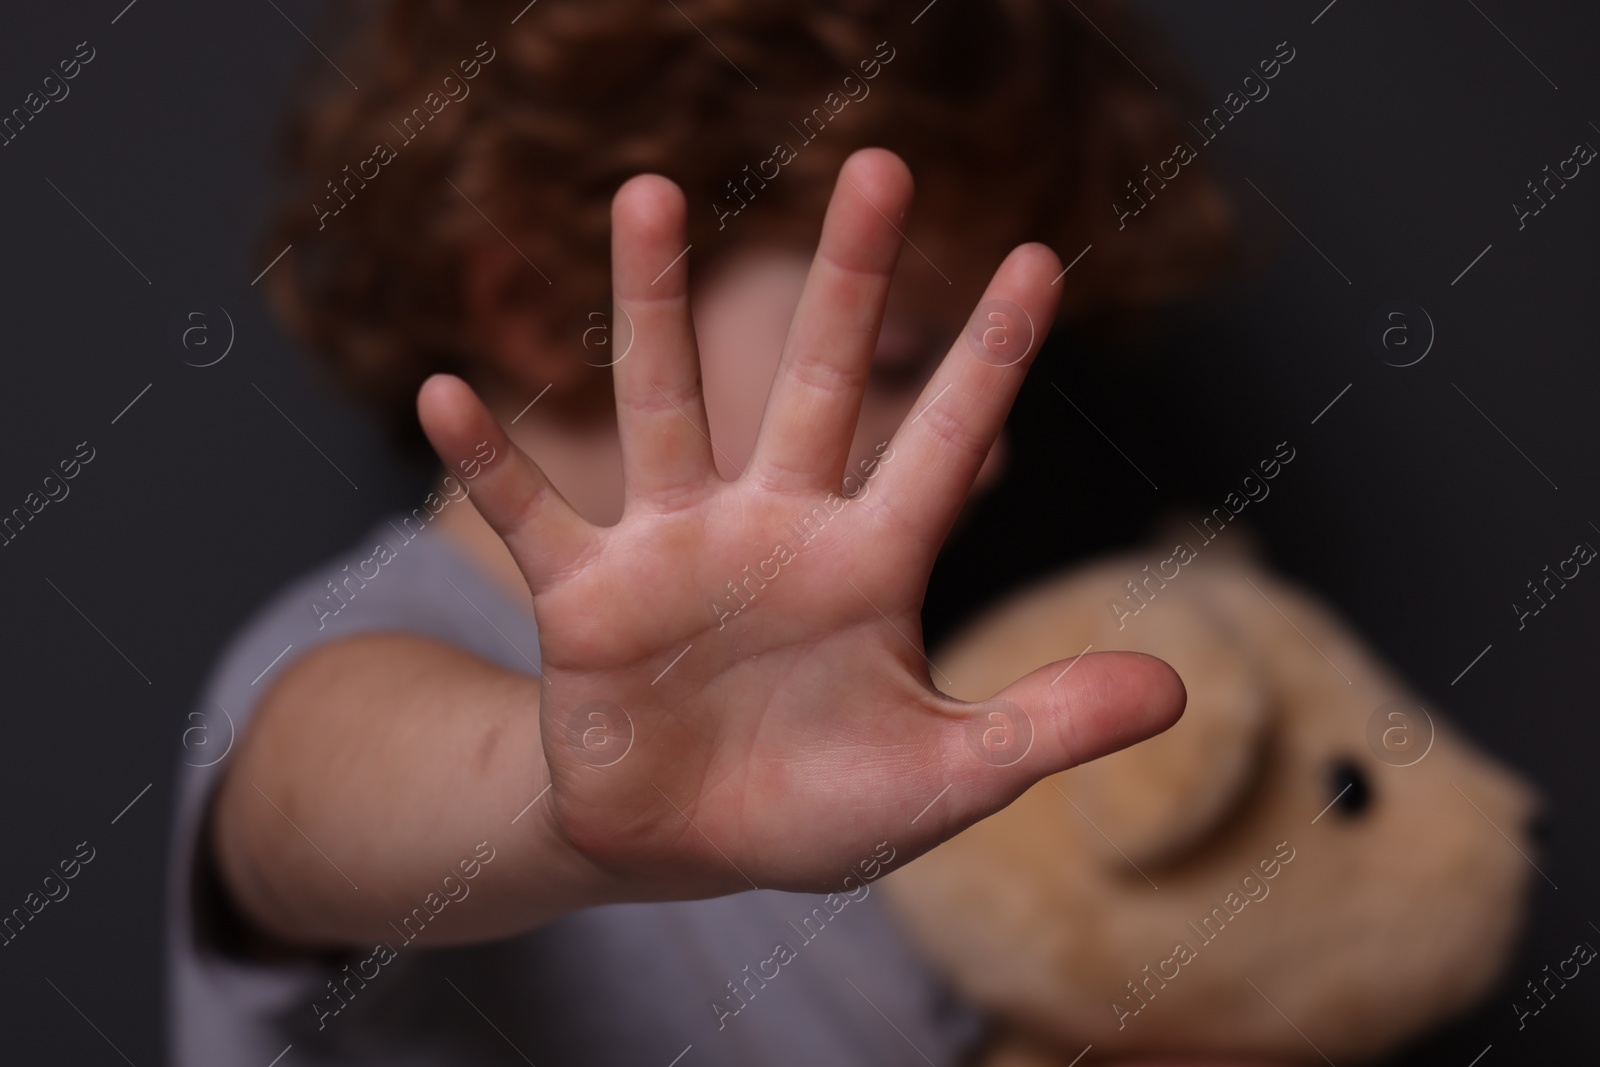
top-left (1328, 759), bottom-right (1372, 817)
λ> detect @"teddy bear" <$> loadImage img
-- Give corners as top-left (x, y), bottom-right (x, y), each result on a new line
top-left (884, 534), bottom-right (1540, 1065)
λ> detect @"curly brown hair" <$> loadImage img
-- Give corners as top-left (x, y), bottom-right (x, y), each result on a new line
top-left (263, 0), bottom-right (1240, 441)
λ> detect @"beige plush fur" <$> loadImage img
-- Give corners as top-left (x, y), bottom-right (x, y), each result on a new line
top-left (885, 544), bottom-right (1538, 1064)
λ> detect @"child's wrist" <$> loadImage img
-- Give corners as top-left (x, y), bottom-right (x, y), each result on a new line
top-left (518, 783), bottom-right (636, 915)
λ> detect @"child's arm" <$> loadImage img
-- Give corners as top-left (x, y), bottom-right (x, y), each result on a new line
top-left (211, 633), bottom-right (615, 950)
top-left (211, 148), bottom-right (1185, 950)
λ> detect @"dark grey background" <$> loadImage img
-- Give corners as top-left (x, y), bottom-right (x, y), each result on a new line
top-left (0, 0), bottom-right (1595, 1062)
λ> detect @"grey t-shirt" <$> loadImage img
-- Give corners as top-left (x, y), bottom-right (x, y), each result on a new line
top-left (167, 513), bottom-right (984, 1066)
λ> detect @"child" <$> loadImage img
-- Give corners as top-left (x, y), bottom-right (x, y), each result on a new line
top-left (169, 2), bottom-right (1237, 1064)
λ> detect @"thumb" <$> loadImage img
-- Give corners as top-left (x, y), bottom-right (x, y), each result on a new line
top-left (929, 650), bottom-right (1186, 837)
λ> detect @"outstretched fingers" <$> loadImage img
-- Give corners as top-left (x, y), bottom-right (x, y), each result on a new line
top-left (417, 373), bottom-right (596, 589)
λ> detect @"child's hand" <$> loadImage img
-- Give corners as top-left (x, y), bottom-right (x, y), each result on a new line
top-left (417, 148), bottom-right (1184, 900)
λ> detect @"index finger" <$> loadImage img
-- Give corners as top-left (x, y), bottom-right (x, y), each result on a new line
top-left (865, 242), bottom-right (1063, 558)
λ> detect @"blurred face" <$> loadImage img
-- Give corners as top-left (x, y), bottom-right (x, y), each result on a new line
top-left (691, 239), bottom-right (1010, 496)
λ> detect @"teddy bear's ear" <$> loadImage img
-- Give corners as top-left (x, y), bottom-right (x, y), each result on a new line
top-left (1154, 513), bottom-right (1264, 566)
top-left (1063, 590), bottom-right (1270, 871)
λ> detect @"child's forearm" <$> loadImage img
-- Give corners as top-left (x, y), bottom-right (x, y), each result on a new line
top-left (210, 633), bottom-right (617, 951)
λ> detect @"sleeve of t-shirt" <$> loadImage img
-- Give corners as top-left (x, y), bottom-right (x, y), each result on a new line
top-left (166, 520), bottom-right (539, 1065)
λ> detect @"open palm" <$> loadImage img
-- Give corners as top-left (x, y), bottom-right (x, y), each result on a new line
top-left (417, 148), bottom-right (1184, 900)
